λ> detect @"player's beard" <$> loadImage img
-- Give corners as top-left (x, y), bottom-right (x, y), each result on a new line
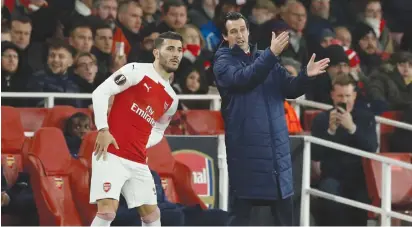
top-left (159, 53), bottom-right (179, 73)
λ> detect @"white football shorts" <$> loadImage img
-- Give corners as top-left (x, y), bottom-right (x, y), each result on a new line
top-left (89, 152), bottom-right (157, 208)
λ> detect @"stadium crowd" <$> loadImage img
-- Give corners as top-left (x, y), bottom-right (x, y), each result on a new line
top-left (1, 0), bottom-right (412, 226)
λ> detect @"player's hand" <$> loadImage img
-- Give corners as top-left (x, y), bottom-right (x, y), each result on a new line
top-left (94, 129), bottom-right (119, 161)
top-left (270, 31), bottom-right (289, 56)
top-left (306, 53), bottom-right (330, 77)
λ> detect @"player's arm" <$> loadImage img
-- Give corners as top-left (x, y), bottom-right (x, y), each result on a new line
top-left (92, 63), bottom-right (142, 130)
top-left (146, 113), bottom-right (173, 148)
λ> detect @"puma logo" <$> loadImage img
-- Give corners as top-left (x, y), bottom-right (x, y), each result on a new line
top-left (144, 83), bottom-right (151, 92)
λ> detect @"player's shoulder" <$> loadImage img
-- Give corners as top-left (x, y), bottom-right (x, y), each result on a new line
top-left (121, 62), bottom-right (152, 72)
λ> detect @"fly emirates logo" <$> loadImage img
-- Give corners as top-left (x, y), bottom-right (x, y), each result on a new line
top-left (130, 103), bottom-right (156, 127)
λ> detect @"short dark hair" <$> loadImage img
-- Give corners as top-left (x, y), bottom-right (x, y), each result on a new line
top-left (221, 12), bottom-right (249, 36)
top-left (70, 22), bottom-right (94, 38)
top-left (331, 75), bottom-right (357, 90)
top-left (95, 22), bottom-right (112, 32)
top-left (162, 0), bottom-right (186, 14)
top-left (11, 15), bottom-right (32, 25)
top-left (154, 31), bottom-right (183, 48)
top-left (47, 38), bottom-right (76, 57)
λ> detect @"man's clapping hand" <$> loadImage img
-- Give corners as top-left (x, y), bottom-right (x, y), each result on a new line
top-left (270, 32), bottom-right (289, 56)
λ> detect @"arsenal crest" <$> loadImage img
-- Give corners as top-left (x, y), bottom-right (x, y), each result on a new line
top-left (103, 182), bottom-right (111, 192)
top-left (54, 177), bottom-right (63, 189)
top-left (6, 156), bottom-right (15, 168)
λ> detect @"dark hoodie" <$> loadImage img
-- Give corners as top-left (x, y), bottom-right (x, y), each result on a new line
top-left (1, 41), bottom-right (27, 107)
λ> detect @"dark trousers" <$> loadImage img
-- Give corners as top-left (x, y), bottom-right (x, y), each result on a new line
top-left (229, 196), bottom-right (294, 226)
top-left (316, 177), bottom-right (369, 226)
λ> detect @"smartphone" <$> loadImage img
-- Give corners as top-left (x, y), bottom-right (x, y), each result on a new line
top-left (337, 102), bottom-right (347, 113)
top-left (115, 42), bottom-right (125, 56)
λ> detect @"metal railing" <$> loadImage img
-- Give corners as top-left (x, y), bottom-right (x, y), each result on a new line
top-left (1, 92), bottom-right (222, 110)
top-left (300, 136), bottom-right (412, 226)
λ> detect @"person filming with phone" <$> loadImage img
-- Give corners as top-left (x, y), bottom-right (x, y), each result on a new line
top-left (310, 75), bottom-right (378, 226)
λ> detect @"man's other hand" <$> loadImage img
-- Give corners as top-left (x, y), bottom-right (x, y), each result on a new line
top-left (307, 54), bottom-right (330, 77)
top-left (328, 109), bottom-right (339, 134)
top-left (270, 31), bottom-right (289, 56)
top-left (94, 129), bottom-right (119, 161)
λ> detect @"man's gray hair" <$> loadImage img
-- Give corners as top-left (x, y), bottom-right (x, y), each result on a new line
top-left (281, 57), bottom-right (301, 72)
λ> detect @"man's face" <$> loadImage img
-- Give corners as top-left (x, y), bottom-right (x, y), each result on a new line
top-left (11, 21), bottom-right (32, 50)
top-left (284, 3), bottom-right (307, 32)
top-left (94, 28), bottom-right (113, 54)
top-left (74, 55), bottom-right (97, 83)
top-left (70, 27), bottom-right (93, 53)
top-left (95, 0), bottom-right (118, 26)
top-left (365, 2), bottom-right (382, 20)
top-left (358, 32), bottom-right (378, 54)
top-left (331, 84), bottom-right (357, 112)
top-left (335, 28), bottom-right (352, 48)
top-left (311, 0), bottom-right (330, 19)
top-left (285, 65), bottom-right (298, 77)
top-left (155, 39), bottom-right (183, 73)
top-left (70, 117), bottom-right (91, 139)
top-left (320, 36), bottom-right (334, 48)
top-left (47, 48), bottom-right (73, 74)
top-left (182, 27), bottom-right (201, 46)
top-left (164, 6), bottom-right (187, 30)
top-left (139, 0), bottom-right (157, 15)
top-left (1, 49), bottom-right (19, 73)
top-left (119, 3), bottom-right (143, 33)
top-left (223, 18), bottom-right (249, 52)
top-left (327, 62), bottom-right (350, 79)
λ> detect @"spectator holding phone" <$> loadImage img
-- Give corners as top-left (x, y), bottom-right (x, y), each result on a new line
top-left (310, 75), bottom-right (378, 226)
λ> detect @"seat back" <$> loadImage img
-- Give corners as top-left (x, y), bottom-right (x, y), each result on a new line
top-left (41, 106), bottom-right (78, 130)
top-left (184, 110), bottom-right (225, 135)
top-left (303, 110), bottom-right (322, 132)
top-left (27, 127), bottom-right (82, 226)
top-left (19, 108), bottom-right (49, 132)
top-left (363, 153), bottom-right (412, 211)
top-left (1, 106), bottom-right (26, 186)
top-left (78, 131), bottom-right (98, 169)
top-left (147, 137), bottom-right (206, 208)
top-left (379, 111), bottom-right (404, 152)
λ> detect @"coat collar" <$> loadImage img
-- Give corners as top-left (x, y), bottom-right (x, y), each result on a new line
top-left (218, 41), bottom-right (258, 56)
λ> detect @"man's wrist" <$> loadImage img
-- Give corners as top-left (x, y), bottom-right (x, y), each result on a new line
top-left (99, 127), bottom-right (109, 132)
top-left (327, 128), bottom-right (336, 135)
top-left (348, 124), bottom-right (357, 134)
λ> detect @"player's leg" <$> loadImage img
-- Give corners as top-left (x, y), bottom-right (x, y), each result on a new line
top-left (121, 162), bottom-right (160, 226)
top-left (90, 152), bottom-right (129, 226)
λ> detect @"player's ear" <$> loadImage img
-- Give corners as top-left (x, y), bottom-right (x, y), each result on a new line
top-left (153, 48), bottom-right (159, 59)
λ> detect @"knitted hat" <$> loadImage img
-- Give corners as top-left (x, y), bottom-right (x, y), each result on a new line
top-left (330, 39), bottom-right (360, 67)
top-left (322, 45), bottom-right (349, 66)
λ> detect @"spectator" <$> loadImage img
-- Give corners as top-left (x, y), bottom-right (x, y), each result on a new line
top-left (368, 51), bottom-right (412, 111)
top-left (91, 22), bottom-right (113, 77)
top-left (311, 75), bottom-right (378, 226)
top-left (26, 39), bottom-right (81, 107)
top-left (187, 0), bottom-right (218, 29)
top-left (334, 26), bottom-right (352, 49)
top-left (63, 112), bottom-right (92, 158)
top-left (248, 0), bottom-right (279, 50)
top-left (69, 23), bottom-right (94, 53)
top-left (156, 0), bottom-right (188, 33)
top-left (1, 24), bottom-right (11, 41)
top-left (92, 0), bottom-right (118, 29)
top-left (351, 22), bottom-right (384, 75)
top-left (72, 52), bottom-right (99, 107)
top-left (139, 0), bottom-right (161, 28)
top-left (400, 30), bottom-right (412, 52)
top-left (358, 0), bottom-right (394, 54)
top-left (279, 0), bottom-right (309, 63)
top-left (1, 168), bottom-right (38, 226)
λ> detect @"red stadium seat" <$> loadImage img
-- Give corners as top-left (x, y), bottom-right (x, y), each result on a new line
top-left (147, 137), bottom-right (207, 209)
top-left (303, 110), bottom-right (322, 132)
top-left (184, 110), bottom-right (225, 135)
top-left (26, 127), bottom-right (83, 226)
top-left (1, 106), bottom-right (25, 187)
top-left (379, 111), bottom-right (404, 153)
top-left (41, 106), bottom-right (78, 130)
top-left (363, 153), bottom-right (412, 220)
top-left (78, 131), bottom-right (98, 168)
top-left (18, 108), bottom-right (49, 132)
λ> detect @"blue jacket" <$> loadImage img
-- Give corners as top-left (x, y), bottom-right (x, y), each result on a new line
top-left (213, 43), bottom-right (311, 200)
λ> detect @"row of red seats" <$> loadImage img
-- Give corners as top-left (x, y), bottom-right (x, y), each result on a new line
top-left (16, 106), bottom-right (225, 135)
top-left (303, 110), bottom-right (406, 152)
top-left (1, 106), bottom-right (207, 226)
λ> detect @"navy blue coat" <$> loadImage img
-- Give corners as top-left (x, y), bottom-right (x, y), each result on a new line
top-left (213, 43), bottom-right (312, 200)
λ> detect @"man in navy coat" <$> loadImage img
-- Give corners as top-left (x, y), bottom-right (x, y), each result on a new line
top-left (213, 12), bottom-right (330, 226)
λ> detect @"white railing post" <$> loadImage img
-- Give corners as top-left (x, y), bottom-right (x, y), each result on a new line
top-left (300, 139), bottom-right (312, 227)
top-left (46, 96), bottom-right (54, 108)
top-left (217, 134), bottom-right (229, 211)
top-left (381, 163), bottom-right (392, 226)
top-left (211, 98), bottom-right (221, 111)
top-left (376, 122), bottom-right (381, 152)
